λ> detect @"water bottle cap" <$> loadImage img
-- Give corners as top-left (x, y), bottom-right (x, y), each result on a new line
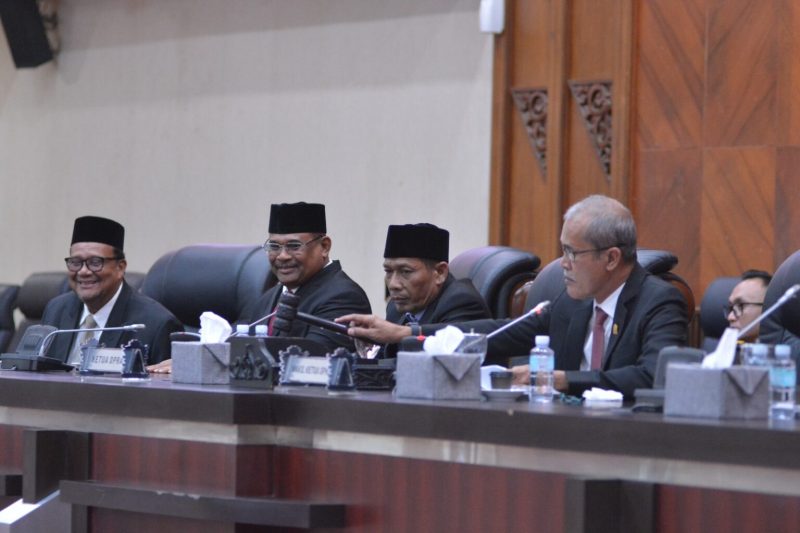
top-left (775, 344), bottom-right (791, 358)
top-left (236, 324), bottom-right (249, 334)
top-left (254, 325), bottom-right (268, 336)
top-left (751, 343), bottom-right (768, 355)
top-left (535, 335), bottom-right (550, 347)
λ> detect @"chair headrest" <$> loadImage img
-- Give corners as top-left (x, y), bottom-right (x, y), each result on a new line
top-left (0, 284), bottom-right (20, 329)
top-left (16, 272), bottom-right (70, 319)
top-left (762, 250), bottom-right (800, 337)
top-left (449, 246), bottom-right (540, 316)
top-left (636, 249), bottom-right (678, 275)
top-left (699, 277), bottom-right (739, 339)
top-left (140, 244), bottom-right (273, 328)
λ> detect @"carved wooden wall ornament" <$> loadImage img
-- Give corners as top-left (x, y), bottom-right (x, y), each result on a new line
top-left (568, 81), bottom-right (612, 179)
top-left (511, 88), bottom-right (548, 177)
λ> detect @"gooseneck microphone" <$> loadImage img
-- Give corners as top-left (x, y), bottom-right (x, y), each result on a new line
top-left (459, 300), bottom-right (551, 352)
top-left (737, 284), bottom-right (800, 340)
top-left (272, 292), bottom-right (351, 337)
top-left (38, 323), bottom-right (146, 357)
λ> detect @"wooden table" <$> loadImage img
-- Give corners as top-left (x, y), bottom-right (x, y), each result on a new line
top-left (0, 371), bottom-right (797, 532)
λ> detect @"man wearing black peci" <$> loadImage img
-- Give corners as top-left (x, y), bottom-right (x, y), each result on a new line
top-left (239, 202), bottom-right (372, 353)
top-left (41, 216), bottom-right (182, 365)
top-left (380, 223), bottom-right (490, 356)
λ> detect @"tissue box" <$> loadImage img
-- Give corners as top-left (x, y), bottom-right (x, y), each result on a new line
top-left (663, 364), bottom-right (769, 419)
top-left (171, 342), bottom-right (230, 385)
top-left (396, 352), bottom-right (482, 400)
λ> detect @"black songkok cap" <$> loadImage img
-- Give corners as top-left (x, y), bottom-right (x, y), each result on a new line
top-left (268, 203), bottom-right (327, 234)
top-left (71, 216), bottom-right (125, 250)
top-left (383, 223), bottom-right (449, 262)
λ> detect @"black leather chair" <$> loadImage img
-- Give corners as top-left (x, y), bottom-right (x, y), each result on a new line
top-left (449, 246), bottom-right (541, 319)
top-left (140, 244), bottom-right (274, 331)
top-left (7, 272), bottom-right (70, 352)
top-left (698, 277), bottom-right (739, 352)
top-left (759, 250), bottom-right (800, 355)
top-left (0, 284), bottom-right (20, 353)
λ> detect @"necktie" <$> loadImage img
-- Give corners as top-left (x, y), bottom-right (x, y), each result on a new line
top-left (68, 314), bottom-right (97, 365)
top-left (401, 312), bottom-right (418, 326)
top-left (591, 307), bottom-right (608, 370)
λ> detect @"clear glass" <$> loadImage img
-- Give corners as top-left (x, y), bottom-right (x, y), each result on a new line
top-left (458, 333), bottom-right (487, 364)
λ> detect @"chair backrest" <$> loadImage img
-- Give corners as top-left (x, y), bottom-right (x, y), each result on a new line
top-left (759, 250), bottom-right (800, 347)
top-left (449, 246), bottom-right (541, 319)
top-left (517, 248), bottom-right (694, 320)
top-left (8, 272), bottom-right (71, 352)
top-left (698, 276), bottom-right (739, 352)
top-left (140, 244), bottom-right (274, 330)
top-left (125, 271), bottom-right (146, 292)
top-left (0, 284), bottom-right (20, 353)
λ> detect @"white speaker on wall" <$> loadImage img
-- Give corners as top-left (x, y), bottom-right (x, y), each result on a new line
top-left (479, 0), bottom-right (505, 34)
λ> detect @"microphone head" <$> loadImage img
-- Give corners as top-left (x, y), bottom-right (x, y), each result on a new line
top-left (128, 324), bottom-right (147, 330)
top-left (273, 292), bottom-right (300, 335)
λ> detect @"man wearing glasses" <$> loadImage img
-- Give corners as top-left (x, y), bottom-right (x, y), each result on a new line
top-left (240, 202), bottom-right (371, 352)
top-left (725, 270), bottom-right (771, 342)
top-left (41, 216), bottom-right (182, 365)
top-left (340, 195), bottom-right (688, 398)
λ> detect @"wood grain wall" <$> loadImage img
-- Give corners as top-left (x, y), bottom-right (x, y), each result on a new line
top-left (491, 0), bottom-right (800, 296)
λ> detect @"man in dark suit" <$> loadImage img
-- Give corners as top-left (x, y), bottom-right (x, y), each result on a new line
top-left (380, 223), bottom-right (490, 356)
top-left (340, 195), bottom-right (688, 398)
top-left (42, 216), bottom-right (182, 365)
top-left (240, 202), bottom-right (371, 353)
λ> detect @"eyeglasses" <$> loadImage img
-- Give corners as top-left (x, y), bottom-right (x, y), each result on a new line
top-left (262, 235), bottom-right (324, 255)
top-left (561, 244), bottom-right (619, 263)
top-left (64, 256), bottom-right (122, 273)
top-left (723, 302), bottom-right (763, 319)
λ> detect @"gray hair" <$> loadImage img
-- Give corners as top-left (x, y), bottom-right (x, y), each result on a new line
top-left (564, 195), bottom-right (637, 263)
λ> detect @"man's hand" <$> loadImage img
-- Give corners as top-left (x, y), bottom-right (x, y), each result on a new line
top-left (335, 314), bottom-right (412, 344)
top-left (147, 359), bottom-right (172, 374)
top-left (511, 365), bottom-right (568, 392)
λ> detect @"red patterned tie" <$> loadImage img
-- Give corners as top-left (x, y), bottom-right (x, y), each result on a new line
top-left (591, 307), bottom-right (608, 370)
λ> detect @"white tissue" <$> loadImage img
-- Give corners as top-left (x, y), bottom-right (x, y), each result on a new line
top-left (423, 325), bottom-right (465, 355)
top-left (199, 312), bottom-right (233, 343)
top-left (702, 327), bottom-right (738, 368)
top-left (582, 388), bottom-right (623, 401)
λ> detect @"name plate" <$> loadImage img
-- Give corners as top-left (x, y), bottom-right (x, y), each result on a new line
top-left (78, 339), bottom-right (149, 378)
top-left (83, 347), bottom-right (125, 373)
top-left (279, 345), bottom-right (329, 386)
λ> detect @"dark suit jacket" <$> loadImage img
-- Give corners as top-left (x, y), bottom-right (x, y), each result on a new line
top-left (240, 260), bottom-right (371, 353)
top-left (383, 274), bottom-right (491, 357)
top-left (41, 281), bottom-right (183, 365)
top-left (385, 274), bottom-right (491, 325)
top-left (422, 264), bottom-right (688, 398)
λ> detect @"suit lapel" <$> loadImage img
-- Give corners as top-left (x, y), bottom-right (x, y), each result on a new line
top-left (603, 264), bottom-right (646, 367)
top-left (99, 282), bottom-right (129, 348)
top-left (564, 300), bottom-right (592, 370)
top-left (51, 296), bottom-right (82, 361)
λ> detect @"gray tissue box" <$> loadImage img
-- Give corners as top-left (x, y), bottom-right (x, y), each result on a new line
top-left (171, 342), bottom-right (230, 384)
top-left (664, 363), bottom-right (769, 419)
top-left (396, 352), bottom-right (482, 400)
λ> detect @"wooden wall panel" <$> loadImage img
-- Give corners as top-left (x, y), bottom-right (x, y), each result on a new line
top-left (635, 148), bottom-right (702, 290)
top-left (492, 0), bottom-right (800, 302)
top-left (700, 147), bottom-right (775, 288)
top-left (705, 0), bottom-right (778, 147)
top-left (635, 0), bottom-right (705, 149)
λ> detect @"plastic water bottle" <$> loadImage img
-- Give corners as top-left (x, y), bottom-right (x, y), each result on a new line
top-left (769, 344), bottom-right (796, 420)
top-left (529, 335), bottom-right (554, 403)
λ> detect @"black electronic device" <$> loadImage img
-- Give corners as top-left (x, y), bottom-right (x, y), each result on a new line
top-left (631, 346), bottom-right (705, 413)
top-left (0, 325), bottom-right (72, 372)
